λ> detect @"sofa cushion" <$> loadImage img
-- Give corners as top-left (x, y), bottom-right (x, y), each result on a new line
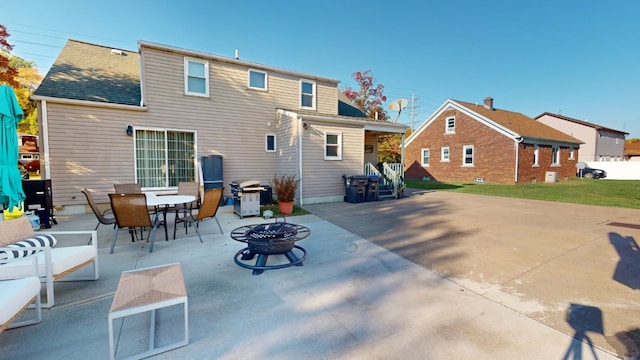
top-left (0, 245), bottom-right (94, 280)
top-left (0, 217), bottom-right (36, 246)
top-left (0, 276), bottom-right (41, 326)
top-left (0, 234), bottom-right (57, 260)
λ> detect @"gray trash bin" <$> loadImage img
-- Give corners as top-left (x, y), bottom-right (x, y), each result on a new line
top-left (342, 175), bottom-right (368, 203)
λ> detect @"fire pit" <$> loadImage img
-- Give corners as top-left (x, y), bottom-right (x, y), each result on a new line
top-left (230, 217), bottom-right (310, 275)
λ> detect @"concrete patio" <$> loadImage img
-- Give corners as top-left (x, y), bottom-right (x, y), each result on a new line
top-left (1, 191), bottom-right (637, 359)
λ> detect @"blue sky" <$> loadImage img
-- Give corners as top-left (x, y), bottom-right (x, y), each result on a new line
top-left (4, 0), bottom-right (639, 137)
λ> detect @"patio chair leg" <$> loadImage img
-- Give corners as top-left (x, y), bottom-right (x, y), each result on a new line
top-left (215, 217), bottom-right (224, 235)
top-left (110, 225), bottom-right (120, 254)
top-left (194, 224), bottom-right (203, 243)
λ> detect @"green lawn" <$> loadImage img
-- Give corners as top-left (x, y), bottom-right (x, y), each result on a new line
top-left (405, 178), bottom-right (640, 209)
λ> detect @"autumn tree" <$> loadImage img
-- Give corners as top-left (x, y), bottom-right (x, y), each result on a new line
top-left (343, 70), bottom-right (388, 121)
top-left (342, 70), bottom-right (407, 163)
top-left (0, 24), bottom-right (19, 88)
top-left (11, 56), bottom-right (42, 134)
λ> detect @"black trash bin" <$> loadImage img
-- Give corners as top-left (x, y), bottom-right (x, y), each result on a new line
top-left (366, 175), bottom-right (380, 202)
top-left (342, 175), bottom-right (368, 203)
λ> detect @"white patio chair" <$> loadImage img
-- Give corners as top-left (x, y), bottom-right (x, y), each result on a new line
top-left (0, 248), bottom-right (42, 333)
top-left (0, 217), bottom-right (99, 308)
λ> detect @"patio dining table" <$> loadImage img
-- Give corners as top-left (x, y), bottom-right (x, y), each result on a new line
top-left (145, 194), bottom-right (196, 252)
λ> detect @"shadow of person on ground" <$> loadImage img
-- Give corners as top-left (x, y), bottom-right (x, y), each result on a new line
top-left (563, 303), bottom-right (604, 360)
top-left (609, 232), bottom-right (640, 290)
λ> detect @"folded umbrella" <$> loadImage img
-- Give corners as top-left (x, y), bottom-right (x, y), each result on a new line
top-left (0, 85), bottom-right (26, 212)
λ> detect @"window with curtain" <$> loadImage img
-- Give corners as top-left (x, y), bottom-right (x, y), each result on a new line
top-left (135, 129), bottom-right (196, 188)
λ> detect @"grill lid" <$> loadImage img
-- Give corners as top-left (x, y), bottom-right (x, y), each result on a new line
top-left (230, 179), bottom-right (261, 188)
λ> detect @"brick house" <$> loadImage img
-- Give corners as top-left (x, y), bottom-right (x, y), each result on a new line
top-left (404, 97), bottom-right (583, 184)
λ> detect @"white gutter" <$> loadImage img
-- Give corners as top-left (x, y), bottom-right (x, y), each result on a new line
top-left (514, 137), bottom-right (523, 183)
top-left (41, 100), bottom-right (51, 178)
top-left (298, 116), bottom-right (304, 206)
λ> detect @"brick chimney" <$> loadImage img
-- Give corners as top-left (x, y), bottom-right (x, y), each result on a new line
top-left (483, 97), bottom-right (494, 110)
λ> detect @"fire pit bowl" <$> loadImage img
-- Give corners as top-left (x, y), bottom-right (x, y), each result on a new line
top-left (245, 222), bottom-right (299, 254)
top-left (230, 217), bottom-right (310, 275)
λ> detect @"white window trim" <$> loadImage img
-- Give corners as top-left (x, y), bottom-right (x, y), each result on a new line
top-left (533, 145), bottom-right (540, 167)
top-left (184, 58), bottom-right (209, 97)
top-left (133, 126), bottom-right (198, 190)
top-left (551, 146), bottom-right (561, 166)
top-left (445, 116), bottom-right (455, 134)
top-left (421, 148), bottom-right (430, 166)
top-left (300, 79), bottom-right (316, 110)
top-left (462, 145), bottom-right (474, 166)
top-left (265, 134), bottom-right (276, 152)
top-left (248, 69), bottom-right (268, 91)
top-left (441, 147), bottom-right (450, 162)
top-left (324, 131), bottom-right (342, 160)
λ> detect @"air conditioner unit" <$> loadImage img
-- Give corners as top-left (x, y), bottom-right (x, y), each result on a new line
top-left (545, 171), bottom-right (558, 183)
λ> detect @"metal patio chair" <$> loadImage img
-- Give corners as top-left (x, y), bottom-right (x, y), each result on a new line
top-left (174, 187), bottom-right (224, 242)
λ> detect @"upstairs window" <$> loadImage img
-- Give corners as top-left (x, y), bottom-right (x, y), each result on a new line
top-left (248, 69), bottom-right (267, 90)
top-left (324, 132), bottom-right (342, 160)
top-left (463, 145), bottom-right (474, 166)
top-left (445, 116), bottom-right (455, 134)
top-left (422, 148), bottom-right (430, 166)
top-left (184, 58), bottom-right (209, 96)
top-left (300, 80), bottom-right (316, 109)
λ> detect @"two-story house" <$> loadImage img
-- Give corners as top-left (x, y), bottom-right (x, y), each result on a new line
top-left (404, 97), bottom-right (583, 184)
top-left (535, 112), bottom-right (628, 162)
top-left (32, 39), bottom-right (407, 213)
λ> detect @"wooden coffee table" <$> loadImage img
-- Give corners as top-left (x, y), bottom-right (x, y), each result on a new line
top-left (108, 263), bottom-right (188, 360)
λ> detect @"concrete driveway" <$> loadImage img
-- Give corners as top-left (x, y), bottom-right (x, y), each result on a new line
top-left (304, 190), bottom-right (640, 358)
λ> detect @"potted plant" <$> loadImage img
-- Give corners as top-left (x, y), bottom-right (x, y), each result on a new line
top-left (271, 174), bottom-right (299, 215)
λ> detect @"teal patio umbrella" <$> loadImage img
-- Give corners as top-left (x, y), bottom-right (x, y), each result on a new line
top-left (0, 85), bottom-right (26, 212)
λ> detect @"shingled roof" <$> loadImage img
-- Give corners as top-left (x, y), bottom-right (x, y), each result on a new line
top-left (454, 100), bottom-right (582, 144)
top-left (535, 112), bottom-right (629, 135)
top-left (34, 39), bottom-right (141, 105)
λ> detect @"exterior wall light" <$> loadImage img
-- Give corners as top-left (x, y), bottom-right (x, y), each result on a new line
top-left (126, 124), bottom-right (133, 136)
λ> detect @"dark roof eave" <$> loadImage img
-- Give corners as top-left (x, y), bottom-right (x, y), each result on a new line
top-left (520, 135), bottom-right (583, 146)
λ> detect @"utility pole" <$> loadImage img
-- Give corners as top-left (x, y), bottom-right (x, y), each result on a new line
top-left (409, 90), bottom-right (420, 131)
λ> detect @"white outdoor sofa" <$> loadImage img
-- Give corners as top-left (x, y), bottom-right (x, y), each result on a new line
top-left (0, 248), bottom-right (42, 333)
top-left (0, 216), bottom-right (99, 308)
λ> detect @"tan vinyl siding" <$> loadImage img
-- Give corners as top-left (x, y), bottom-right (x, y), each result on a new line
top-left (364, 132), bottom-right (378, 164)
top-left (41, 42), bottom-right (396, 211)
top-left (140, 48), bottom-right (339, 192)
top-left (43, 103), bottom-right (146, 206)
top-left (300, 122), bottom-right (364, 202)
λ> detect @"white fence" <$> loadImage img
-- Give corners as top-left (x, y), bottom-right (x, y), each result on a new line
top-left (586, 161), bottom-right (640, 180)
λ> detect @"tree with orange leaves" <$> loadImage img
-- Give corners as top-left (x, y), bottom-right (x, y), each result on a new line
top-left (343, 70), bottom-right (388, 121)
top-left (0, 24), bottom-right (19, 88)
